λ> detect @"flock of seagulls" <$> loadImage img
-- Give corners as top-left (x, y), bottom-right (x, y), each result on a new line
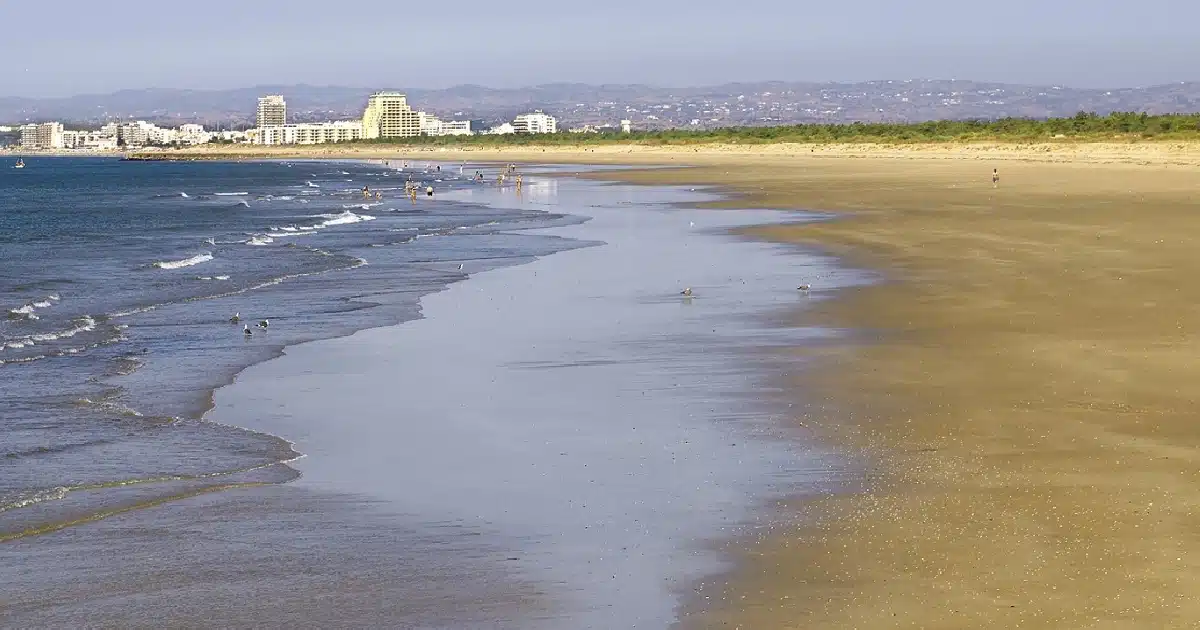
top-left (679, 284), bottom-right (811, 298)
top-left (229, 312), bottom-right (269, 336)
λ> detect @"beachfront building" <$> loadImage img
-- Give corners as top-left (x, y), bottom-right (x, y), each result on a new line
top-left (177, 124), bottom-right (212, 145)
top-left (257, 95), bottom-right (287, 128)
top-left (419, 113), bottom-right (472, 137)
top-left (512, 111), bottom-right (557, 134)
top-left (483, 122), bottom-right (516, 135)
top-left (621, 119), bottom-right (633, 133)
top-left (58, 130), bottom-right (120, 150)
top-left (19, 122), bottom-right (65, 149)
top-left (361, 92), bottom-right (421, 139)
top-left (253, 121), bottom-right (364, 145)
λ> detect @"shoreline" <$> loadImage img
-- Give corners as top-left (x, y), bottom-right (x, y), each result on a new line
top-left (2, 164), bottom-right (854, 628)
top-left (10, 148), bottom-right (1200, 626)
top-left (585, 155), bottom-right (1200, 628)
top-left (202, 175), bottom-right (854, 627)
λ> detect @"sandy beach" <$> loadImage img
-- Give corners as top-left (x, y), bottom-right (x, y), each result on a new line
top-left (396, 146), bottom-right (1200, 627)
top-left (129, 139), bottom-right (1200, 168)
top-left (7, 142), bottom-right (1200, 628)
top-left (588, 153), bottom-right (1200, 628)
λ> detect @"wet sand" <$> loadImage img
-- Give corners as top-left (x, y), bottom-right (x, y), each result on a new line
top-left (198, 176), bottom-right (856, 627)
top-left (580, 157), bottom-right (1200, 628)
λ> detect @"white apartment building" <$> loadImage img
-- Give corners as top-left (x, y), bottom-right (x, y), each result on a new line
top-left (419, 113), bottom-right (473, 137)
top-left (512, 111), bottom-right (557, 134)
top-left (257, 95), bottom-right (287, 128)
top-left (254, 121), bottom-right (364, 145)
top-left (59, 130), bottom-right (120, 150)
top-left (177, 124), bottom-right (212, 145)
top-left (19, 122), bottom-right (65, 149)
top-left (116, 121), bottom-right (156, 146)
top-left (361, 92), bottom-right (421, 139)
top-left (484, 122), bottom-right (517, 135)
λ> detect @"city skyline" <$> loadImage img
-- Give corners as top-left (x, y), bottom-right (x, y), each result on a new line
top-left (3, 0), bottom-right (1199, 98)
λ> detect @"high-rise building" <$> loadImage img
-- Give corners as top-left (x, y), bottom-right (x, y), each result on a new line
top-left (512, 111), bottom-right (557, 134)
top-left (361, 92), bottom-right (421, 139)
top-left (257, 95), bottom-right (287, 128)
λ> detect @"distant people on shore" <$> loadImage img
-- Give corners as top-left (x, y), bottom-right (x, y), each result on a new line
top-left (992, 168), bottom-right (1000, 188)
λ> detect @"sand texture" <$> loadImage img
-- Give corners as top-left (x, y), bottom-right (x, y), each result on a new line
top-left (131, 140), bottom-right (1200, 168)
top-left (601, 157), bottom-right (1200, 629)
top-left (127, 142), bottom-right (1200, 627)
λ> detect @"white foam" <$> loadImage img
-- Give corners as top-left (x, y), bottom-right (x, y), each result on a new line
top-left (153, 252), bottom-right (213, 270)
top-left (246, 235), bottom-right (274, 246)
top-left (0, 487), bottom-right (69, 513)
top-left (236, 200), bottom-right (250, 208)
top-left (214, 192), bottom-right (249, 196)
top-left (2, 316), bottom-right (98, 352)
top-left (318, 210), bottom-right (376, 227)
top-left (306, 181), bottom-right (320, 188)
top-left (275, 195), bottom-right (295, 201)
top-left (180, 192), bottom-right (190, 198)
top-left (266, 211), bottom-right (375, 238)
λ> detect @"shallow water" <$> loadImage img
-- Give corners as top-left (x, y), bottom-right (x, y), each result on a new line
top-left (2, 166), bottom-right (865, 628)
top-left (1, 158), bottom-right (583, 539)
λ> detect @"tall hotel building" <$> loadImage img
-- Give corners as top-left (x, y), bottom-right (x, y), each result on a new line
top-left (256, 95), bottom-right (287, 128)
top-left (361, 92), bottom-right (421, 138)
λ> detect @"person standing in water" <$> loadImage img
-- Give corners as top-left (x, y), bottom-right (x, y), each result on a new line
top-left (992, 168), bottom-right (1000, 188)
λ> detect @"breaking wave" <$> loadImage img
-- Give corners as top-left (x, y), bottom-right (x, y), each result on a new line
top-left (153, 253), bottom-right (213, 270)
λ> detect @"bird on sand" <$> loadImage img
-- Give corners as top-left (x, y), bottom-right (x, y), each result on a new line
top-left (680, 287), bottom-right (693, 297)
top-left (258, 319), bottom-right (269, 329)
top-left (243, 325), bottom-right (253, 336)
top-left (229, 312), bottom-right (241, 324)
top-left (797, 284), bottom-right (811, 292)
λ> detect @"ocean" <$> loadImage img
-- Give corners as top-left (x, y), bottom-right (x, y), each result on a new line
top-left (2, 159), bottom-right (855, 628)
top-left (0, 157), bottom-right (583, 539)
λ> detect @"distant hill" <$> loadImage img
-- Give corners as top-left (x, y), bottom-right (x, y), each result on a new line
top-left (4, 80), bottom-right (1200, 130)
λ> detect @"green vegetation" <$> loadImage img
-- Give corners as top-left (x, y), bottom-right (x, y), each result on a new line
top-left (353, 112), bottom-right (1200, 146)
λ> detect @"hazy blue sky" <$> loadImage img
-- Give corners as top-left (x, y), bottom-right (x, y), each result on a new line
top-left (4, 0), bottom-right (1198, 97)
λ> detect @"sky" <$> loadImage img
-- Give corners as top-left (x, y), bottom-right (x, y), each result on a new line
top-left (3, 0), bottom-right (1198, 98)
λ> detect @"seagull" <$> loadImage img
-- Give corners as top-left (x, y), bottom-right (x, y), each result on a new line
top-left (258, 319), bottom-right (269, 329)
top-left (243, 325), bottom-right (253, 336)
top-left (229, 312), bottom-right (241, 323)
top-left (458, 263), bottom-right (465, 270)
top-left (680, 287), bottom-right (693, 297)
top-left (797, 284), bottom-right (811, 292)
top-left (689, 221), bottom-right (695, 228)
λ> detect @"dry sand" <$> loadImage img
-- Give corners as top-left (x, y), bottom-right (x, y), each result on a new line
top-left (147, 142), bottom-right (1200, 627)
top-left (133, 139), bottom-right (1200, 168)
top-left (604, 156), bottom-right (1200, 629)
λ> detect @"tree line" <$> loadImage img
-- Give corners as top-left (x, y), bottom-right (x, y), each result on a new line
top-left (354, 112), bottom-right (1200, 146)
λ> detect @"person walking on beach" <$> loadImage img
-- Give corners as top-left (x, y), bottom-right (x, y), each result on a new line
top-left (992, 168), bottom-right (1000, 188)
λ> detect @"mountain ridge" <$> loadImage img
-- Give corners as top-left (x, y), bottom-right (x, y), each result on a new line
top-left (4, 80), bottom-right (1200, 129)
